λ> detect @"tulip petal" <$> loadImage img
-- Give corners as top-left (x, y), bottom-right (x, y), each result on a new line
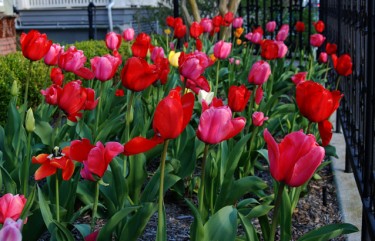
top-left (286, 145), bottom-right (325, 187)
top-left (123, 136), bottom-right (162, 156)
top-left (32, 154), bottom-right (49, 164)
top-left (224, 117), bottom-right (246, 140)
top-left (263, 129), bottom-right (282, 181)
top-left (104, 142), bottom-right (124, 164)
top-left (181, 92), bottom-right (195, 131)
top-left (70, 138), bottom-right (94, 162)
top-left (86, 143), bottom-right (106, 178)
top-left (62, 160), bottom-right (75, 181)
top-left (34, 163), bottom-right (56, 180)
top-left (318, 120), bottom-right (333, 147)
top-left (75, 67), bottom-right (95, 80)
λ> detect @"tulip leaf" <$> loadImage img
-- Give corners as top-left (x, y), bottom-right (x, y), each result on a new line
top-left (37, 185), bottom-right (54, 229)
top-left (20, 185), bottom-right (36, 220)
top-left (297, 223), bottom-right (359, 241)
top-left (257, 149), bottom-right (269, 163)
top-left (175, 125), bottom-right (197, 178)
top-left (246, 204), bottom-right (274, 219)
top-left (0, 163), bottom-right (16, 193)
top-left (224, 134), bottom-right (251, 178)
top-left (204, 206), bottom-right (238, 241)
top-left (156, 204), bottom-right (167, 241)
top-left (324, 144), bottom-right (338, 158)
top-left (128, 154), bottom-right (147, 204)
top-left (97, 206), bottom-right (140, 241)
top-left (185, 198), bottom-right (205, 241)
top-left (119, 202), bottom-right (157, 241)
top-left (74, 224), bottom-right (91, 240)
top-left (280, 188), bottom-right (292, 241)
top-left (238, 213), bottom-right (260, 241)
top-left (34, 120), bottom-right (53, 146)
top-left (52, 220), bottom-right (75, 241)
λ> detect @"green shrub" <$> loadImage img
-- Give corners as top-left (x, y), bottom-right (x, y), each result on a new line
top-left (0, 39), bottom-right (130, 125)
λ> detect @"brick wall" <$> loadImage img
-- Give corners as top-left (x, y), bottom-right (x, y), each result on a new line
top-left (0, 16), bottom-right (16, 56)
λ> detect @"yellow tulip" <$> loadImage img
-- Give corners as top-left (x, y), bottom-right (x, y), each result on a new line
top-left (168, 51), bottom-right (181, 67)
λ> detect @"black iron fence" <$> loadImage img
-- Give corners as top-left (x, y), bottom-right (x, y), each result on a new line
top-left (320, 0), bottom-right (375, 240)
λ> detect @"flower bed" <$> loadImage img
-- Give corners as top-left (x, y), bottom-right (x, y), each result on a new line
top-left (0, 13), bottom-right (357, 241)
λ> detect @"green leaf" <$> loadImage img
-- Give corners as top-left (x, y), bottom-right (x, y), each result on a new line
top-left (0, 164), bottom-right (16, 193)
top-left (128, 154), bottom-right (147, 204)
top-left (297, 223), bottom-right (359, 241)
top-left (74, 224), bottom-right (91, 240)
top-left (52, 221), bottom-right (75, 241)
top-left (204, 206), bottom-right (238, 241)
top-left (21, 185), bottom-right (36, 220)
top-left (156, 204), bottom-right (166, 241)
top-left (185, 198), bottom-right (205, 241)
top-left (97, 206), bottom-right (140, 241)
top-left (238, 213), bottom-right (260, 241)
top-left (324, 145), bottom-right (338, 158)
top-left (34, 120), bottom-right (53, 146)
top-left (246, 205), bottom-right (274, 219)
top-left (37, 185), bottom-right (54, 230)
top-left (280, 188), bottom-right (292, 241)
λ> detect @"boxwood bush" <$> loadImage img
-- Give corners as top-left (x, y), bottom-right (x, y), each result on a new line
top-left (0, 39), bottom-right (129, 125)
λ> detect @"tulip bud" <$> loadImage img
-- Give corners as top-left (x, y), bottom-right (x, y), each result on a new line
top-left (11, 80), bottom-right (19, 97)
top-left (25, 108), bottom-right (35, 133)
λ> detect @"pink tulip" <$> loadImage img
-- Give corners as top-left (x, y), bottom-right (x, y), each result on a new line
top-left (0, 194), bottom-right (27, 224)
top-left (200, 18), bottom-right (213, 33)
top-left (255, 86), bottom-right (263, 105)
top-left (90, 54), bottom-right (122, 81)
top-left (105, 32), bottom-right (122, 51)
top-left (276, 24), bottom-right (289, 41)
top-left (44, 43), bottom-right (62, 66)
top-left (58, 46), bottom-right (94, 79)
top-left (248, 60), bottom-right (271, 85)
top-left (197, 106), bottom-right (246, 144)
top-left (41, 84), bottom-right (61, 105)
top-left (151, 46), bottom-right (165, 62)
top-left (179, 51), bottom-right (209, 81)
top-left (264, 129), bottom-right (325, 187)
top-left (0, 218), bottom-right (23, 241)
top-left (291, 72), bottom-right (307, 85)
top-left (266, 21), bottom-right (277, 33)
top-left (310, 33), bottom-right (326, 47)
top-left (319, 52), bottom-right (328, 63)
top-left (213, 40), bottom-right (232, 59)
top-left (123, 28), bottom-right (135, 41)
top-left (252, 111), bottom-right (268, 126)
top-left (232, 17), bottom-right (243, 28)
top-left (275, 41), bottom-right (288, 58)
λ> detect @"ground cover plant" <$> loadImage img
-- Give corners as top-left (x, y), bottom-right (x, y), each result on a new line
top-left (0, 12), bottom-right (358, 241)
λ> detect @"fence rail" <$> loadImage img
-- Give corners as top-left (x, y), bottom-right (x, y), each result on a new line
top-left (14, 0), bottom-right (109, 9)
top-left (320, 0), bottom-right (375, 240)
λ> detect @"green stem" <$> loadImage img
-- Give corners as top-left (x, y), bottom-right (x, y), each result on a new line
top-left (23, 61), bottom-right (33, 109)
top-left (214, 60), bottom-right (221, 97)
top-left (123, 91), bottom-right (135, 177)
top-left (198, 144), bottom-right (210, 215)
top-left (245, 85), bottom-right (258, 135)
top-left (91, 181), bottom-right (100, 232)
top-left (22, 132), bottom-right (32, 195)
top-left (307, 121), bottom-right (313, 134)
top-left (335, 75), bottom-right (342, 91)
top-left (244, 127), bottom-right (258, 176)
top-left (55, 174), bottom-right (60, 223)
top-left (157, 140), bottom-right (170, 241)
top-left (269, 182), bottom-right (286, 241)
top-left (95, 83), bottom-right (105, 140)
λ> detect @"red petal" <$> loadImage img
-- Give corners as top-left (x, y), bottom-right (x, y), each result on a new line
top-left (318, 120), bottom-right (333, 147)
top-left (123, 136), bottom-right (162, 156)
top-left (34, 163), bottom-right (56, 180)
top-left (70, 138), bottom-right (95, 162)
top-left (32, 154), bottom-right (49, 164)
top-left (62, 160), bottom-right (75, 180)
top-left (181, 92), bottom-right (195, 131)
top-left (75, 67), bottom-right (95, 80)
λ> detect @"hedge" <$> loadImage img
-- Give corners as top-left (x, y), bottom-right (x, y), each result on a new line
top-left (0, 39), bottom-right (129, 125)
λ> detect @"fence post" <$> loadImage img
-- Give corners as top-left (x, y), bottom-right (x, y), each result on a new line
top-left (173, 0), bottom-right (179, 17)
top-left (88, 1), bottom-right (96, 40)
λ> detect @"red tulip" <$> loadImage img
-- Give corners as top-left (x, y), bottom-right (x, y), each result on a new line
top-left (166, 16), bottom-right (175, 27)
top-left (331, 54), bottom-right (338, 68)
top-left (318, 119), bottom-right (333, 146)
top-left (252, 111), bottom-right (268, 126)
top-left (115, 89), bottom-right (124, 97)
top-left (123, 28), bottom-right (135, 42)
top-left (261, 40), bottom-right (279, 60)
top-left (196, 39), bottom-right (203, 51)
top-left (228, 85), bottom-right (251, 112)
top-left (291, 72), bottom-right (307, 85)
top-left (190, 22), bottom-right (203, 39)
top-left (264, 129), bottom-right (325, 187)
top-left (90, 54), bottom-right (121, 81)
top-left (44, 43), bottom-right (62, 66)
top-left (255, 86), bottom-right (264, 105)
top-left (196, 106), bottom-right (246, 145)
top-left (0, 194), bottom-right (27, 224)
top-left (174, 24), bottom-right (187, 39)
top-left (131, 33), bottom-right (151, 58)
top-left (20, 30), bottom-right (52, 61)
top-left (212, 15), bottom-right (223, 27)
top-left (50, 67), bottom-right (64, 86)
top-left (58, 46), bottom-right (94, 80)
top-left (41, 84), bottom-right (61, 105)
top-left (213, 40), bottom-right (232, 59)
top-left (296, 81), bottom-right (342, 123)
top-left (124, 88), bottom-right (194, 155)
top-left (32, 146), bottom-right (74, 181)
top-left (70, 139), bottom-right (123, 181)
top-left (295, 21), bottom-right (305, 32)
top-left (105, 32), bottom-right (122, 51)
top-left (325, 42), bottom-right (337, 55)
top-left (266, 21), bottom-right (277, 33)
top-left (121, 57), bottom-right (159, 92)
top-left (248, 60), bottom-right (271, 85)
top-left (186, 76), bottom-right (210, 94)
top-left (313, 20), bottom-right (325, 33)
top-left (154, 56), bottom-right (170, 85)
top-left (310, 34), bottom-right (326, 47)
top-left (179, 51), bottom-right (209, 81)
top-left (222, 12), bottom-right (234, 26)
top-left (200, 18), bottom-right (213, 33)
top-left (335, 54), bottom-right (353, 76)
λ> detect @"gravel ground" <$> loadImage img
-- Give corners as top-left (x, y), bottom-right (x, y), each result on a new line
top-left (138, 163), bottom-right (344, 241)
